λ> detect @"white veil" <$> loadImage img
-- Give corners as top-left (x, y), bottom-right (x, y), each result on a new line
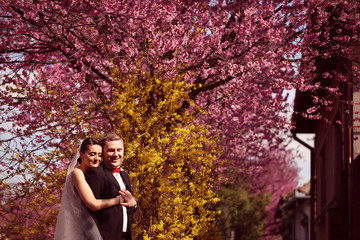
top-left (54, 148), bottom-right (102, 240)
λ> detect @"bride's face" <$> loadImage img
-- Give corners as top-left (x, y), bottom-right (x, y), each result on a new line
top-left (80, 144), bottom-right (102, 168)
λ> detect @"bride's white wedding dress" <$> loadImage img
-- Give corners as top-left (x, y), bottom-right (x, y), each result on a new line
top-left (54, 150), bottom-right (102, 240)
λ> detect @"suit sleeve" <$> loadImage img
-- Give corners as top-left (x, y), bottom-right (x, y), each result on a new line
top-left (85, 167), bottom-right (102, 199)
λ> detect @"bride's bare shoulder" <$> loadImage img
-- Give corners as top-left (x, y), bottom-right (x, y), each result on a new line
top-left (72, 168), bottom-right (84, 177)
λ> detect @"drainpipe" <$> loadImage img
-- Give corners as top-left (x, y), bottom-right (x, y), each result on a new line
top-left (292, 131), bottom-right (315, 240)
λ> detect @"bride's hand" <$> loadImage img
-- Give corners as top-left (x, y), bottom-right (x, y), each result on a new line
top-left (119, 190), bottom-right (137, 208)
top-left (117, 194), bottom-right (124, 204)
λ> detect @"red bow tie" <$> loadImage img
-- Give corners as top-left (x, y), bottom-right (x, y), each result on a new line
top-left (112, 167), bottom-right (121, 174)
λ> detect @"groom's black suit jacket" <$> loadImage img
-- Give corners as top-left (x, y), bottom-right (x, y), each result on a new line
top-left (85, 162), bottom-right (136, 240)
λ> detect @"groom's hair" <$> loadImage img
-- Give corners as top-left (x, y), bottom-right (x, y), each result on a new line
top-left (101, 133), bottom-right (124, 147)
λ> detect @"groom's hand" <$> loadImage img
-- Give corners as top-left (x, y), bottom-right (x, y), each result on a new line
top-left (119, 190), bottom-right (137, 208)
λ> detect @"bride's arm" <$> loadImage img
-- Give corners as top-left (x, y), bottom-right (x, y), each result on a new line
top-left (72, 168), bottom-right (121, 211)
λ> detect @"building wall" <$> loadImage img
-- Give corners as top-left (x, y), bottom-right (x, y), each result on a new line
top-left (351, 154), bottom-right (360, 240)
top-left (295, 199), bottom-right (311, 240)
top-left (351, 82), bottom-right (360, 240)
top-left (314, 123), bottom-right (349, 240)
top-left (292, 41), bottom-right (360, 240)
top-left (350, 48), bottom-right (360, 239)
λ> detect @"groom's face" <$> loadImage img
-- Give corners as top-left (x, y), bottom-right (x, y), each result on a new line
top-left (103, 140), bottom-right (124, 170)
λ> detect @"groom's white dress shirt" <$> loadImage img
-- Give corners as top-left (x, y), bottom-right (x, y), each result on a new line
top-left (113, 170), bottom-right (128, 233)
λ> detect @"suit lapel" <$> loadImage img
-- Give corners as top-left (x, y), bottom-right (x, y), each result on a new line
top-left (101, 163), bottom-right (120, 189)
top-left (120, 171), bottom-right (130, 190)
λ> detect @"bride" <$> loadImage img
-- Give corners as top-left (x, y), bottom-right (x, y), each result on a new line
top-left (54, 138), bottom-right (122, 239)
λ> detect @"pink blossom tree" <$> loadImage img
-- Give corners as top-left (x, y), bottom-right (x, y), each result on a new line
top-left (0, 0), bottom-right (359, 238)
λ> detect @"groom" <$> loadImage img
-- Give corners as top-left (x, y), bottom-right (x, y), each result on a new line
top-left (85, 133), bottom-right (137, 240)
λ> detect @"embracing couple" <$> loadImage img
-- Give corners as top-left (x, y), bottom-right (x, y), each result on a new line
top-left (54, 133), bottom-right (137, 240)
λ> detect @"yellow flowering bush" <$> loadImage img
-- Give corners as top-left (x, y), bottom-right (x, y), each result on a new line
top-left (105, 69), bottom-right (221, 239)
